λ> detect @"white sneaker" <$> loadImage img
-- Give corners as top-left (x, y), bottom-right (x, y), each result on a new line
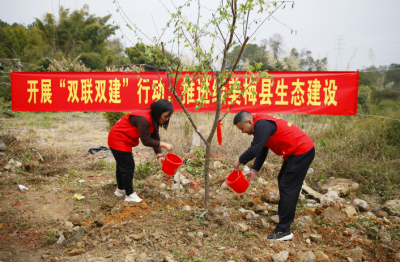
top-left (124, 192), bottom-right (142, 202)
top-left (114, 188), bottom-right (126, 197)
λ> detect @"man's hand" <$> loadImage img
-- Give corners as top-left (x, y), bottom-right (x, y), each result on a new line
top-left (158, 157), bottom-right (165, 167)
top-left (245, 170), bottom-right (258, 184)
top-left (233, 159), bottom-right (241, 169)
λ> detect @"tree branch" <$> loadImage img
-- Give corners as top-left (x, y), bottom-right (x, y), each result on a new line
top-left (161, 42), bottom-right (207, 144)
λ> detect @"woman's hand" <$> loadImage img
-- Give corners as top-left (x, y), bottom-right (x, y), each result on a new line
top-left (158, 157), bottom-right (165, 167)
top-left (160, 142), bottom-right (174, 151)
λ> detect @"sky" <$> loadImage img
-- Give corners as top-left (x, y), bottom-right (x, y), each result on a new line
top-left (1, 0), bottom-right (399, 71)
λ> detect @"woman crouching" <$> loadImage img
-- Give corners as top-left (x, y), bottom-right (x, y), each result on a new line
top-left (108, 99), bottom-right (174, 202)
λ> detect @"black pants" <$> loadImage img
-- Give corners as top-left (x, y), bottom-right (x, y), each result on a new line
top-left (110, 147), bottom-right (135, 196)
top-left (275, 147), bottom-right (315, 233)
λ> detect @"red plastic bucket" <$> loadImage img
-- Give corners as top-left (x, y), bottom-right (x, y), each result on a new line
top-left (162, 153), bottom-right (183, 175)
top-left (225, 170), bottom-right (249, 193)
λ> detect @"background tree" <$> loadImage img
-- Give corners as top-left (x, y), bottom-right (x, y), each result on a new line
top-left (125, 43), bottom-right (179, 68)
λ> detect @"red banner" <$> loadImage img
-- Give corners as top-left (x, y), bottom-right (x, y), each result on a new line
top-left (11, 71), bottom-right (359, 115)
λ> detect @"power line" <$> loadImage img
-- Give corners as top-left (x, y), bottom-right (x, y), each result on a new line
top-left (357, 114), bottom-right (400, 122)
top-left (361, 67), bottom-right (400, 73)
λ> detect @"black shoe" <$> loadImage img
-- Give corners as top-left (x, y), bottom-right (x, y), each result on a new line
top-left (269, 212), bottom-right (279, 217)
top-left (266, 231), bottom-right (293, 241)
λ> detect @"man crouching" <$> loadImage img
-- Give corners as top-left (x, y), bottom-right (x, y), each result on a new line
top-left (232, 111), bottom-right (315, 241)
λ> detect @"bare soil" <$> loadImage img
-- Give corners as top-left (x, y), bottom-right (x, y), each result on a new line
top-left (0, 114), bottom-right (399, 262)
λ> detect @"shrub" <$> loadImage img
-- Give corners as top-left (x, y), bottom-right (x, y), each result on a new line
top-left (387, 120), bottom-right (400, 146)
top-left (0, 71), bottom-right (11, 102)
top-left (102, 112), bottom-right (125, 130)
top-left (79, 52), bottom-right (103, 71)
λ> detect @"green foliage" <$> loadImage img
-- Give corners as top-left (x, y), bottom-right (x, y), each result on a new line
top-left (387, 120), bottom-right (400, 146)
top-left (226, 39), bottom-right (327, 71)
top-left (79, 52), bottom-right (103, 70)
top-left (0, 71), bottom-right (11, 102)
top-left (33, 57), bottom-right (51, 71)
top-left (134, 160), bottom-right (160, 180)
top-left (102, 112), bottom-right (125, 130)
top-left (125, 43), bottom-right (178, 69)
top-left (0, 5), bottom-right (119, 68)
top-left (49, 55), bottom-right (90, 72)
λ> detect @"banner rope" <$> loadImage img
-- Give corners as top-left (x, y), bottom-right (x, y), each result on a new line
top-left (357, 113), bottom-right (400, 122)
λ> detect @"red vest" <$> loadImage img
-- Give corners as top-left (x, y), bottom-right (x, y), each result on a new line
top-left (108, 109), bottom-right (155, 152)
top-left (253, 114), bottom-right (314, 160)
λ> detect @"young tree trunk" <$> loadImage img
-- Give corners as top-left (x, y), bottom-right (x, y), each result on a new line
top-left (204, 142), bottom-right (211, 206)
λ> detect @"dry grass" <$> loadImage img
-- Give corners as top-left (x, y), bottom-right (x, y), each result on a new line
top-left (2, 109), bottom-right (399, 199)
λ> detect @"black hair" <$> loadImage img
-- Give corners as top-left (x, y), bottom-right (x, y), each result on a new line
top-left (233, 110), bottom-right (252, 125)
top-left (150, 99), bottom-right (174, 130)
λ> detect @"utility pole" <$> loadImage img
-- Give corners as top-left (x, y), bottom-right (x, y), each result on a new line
top-left (15, 59), bottom-right (22, 72)
top-left (334, 35), bottom-right (344, 71)
top-left (0, 59), bottom-right (22, 71)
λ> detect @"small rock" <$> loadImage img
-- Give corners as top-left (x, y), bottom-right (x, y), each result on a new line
top-left (137, 253), bottom-right (152, 262)
top-left (365, 211), bottom-right (376, 218)
top-left (344, 205), bottom-right (358, 217)
top-left (347, 247), bottom-right (363, 262)
top-left (295, 216), bottom-right (313, 223)
top-left (270, 215), bottom-right (280, 224)
top-left (300, 251), bottom-right (316, 262)
top-left (219, 182), bottom-right (230, 193)
top-left (235, 222), bottom-right (249, 232)
top-left (0, 140), bottom-right (6, 151)
top-left (306, 238), bottom-right (311, 245)
top-left (367, 226), bottom-right (379, 239)
top-left (213, 161), bottom-right (223, 169)
top-left (351, 199), bottom-right (370, 212)
top-left (68, 214), bottom-right (83, 226)
top-left (94, 219), bottom-right (104, 227)
top-left (243, 166), bottom-right (251, 173)
top-left (65, 221), bottom-right (74, 230)
top-left (383, 200), bottom-right (400, 216)
top-left (187, 232), bottom-right (195, 240)
top-left (301, 184), bottom-right (323, 200)
top-left (139, 202), bottom-right (148, 209)
top-left (246, 213), bottom-right (253, 220)
top-left (159, 183), bottom-right (166, 190)
top-left (253, 204), bottom-right (267, 212)
top-left (309, 234), bottom-right (322, 243)
top-left (299, 193), bottom-right (306, 200)
top-left (101, 201), bottom-right (114, 209)
top-left (70, 249), bottom-right (84, 256)
top-left (317, 178), bottom-right (359, 196)
top-left (323, 207), bottom-right (347, 222)
top-left (197, 231), bottom-right (204, 238)
top-left (131, 233), bottom-right (144, 240)
top-left (376, 210), bottom-right (388, 218)
top-left (272, 250), bottom-right (289, 262)
top-left (379, 231), bottom-right (391, 242)
top-left (261, 187), bottom-right (280, 204)
top-left (56, 233), bottom-right (65, 244)
top-left (165, 254), bottom-right (175, 262)
top-left (314, 251), bottom-right (330, 262)
top-left (171, 184), bottom-right (183, 191)
top-left (174, 172), bottom-right (186, 183)
top-left (257, 177), bottom-right (266, 184)
top-left (182, 205), bottom-right (191, 211)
